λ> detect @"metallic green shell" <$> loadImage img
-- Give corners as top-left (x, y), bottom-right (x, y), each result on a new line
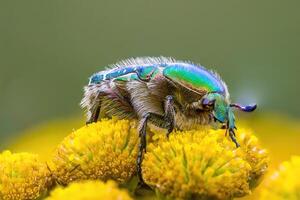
top-left (162, 63), bottom-right (227, 95)
top-left (89, 57), bottom-right (227, 97)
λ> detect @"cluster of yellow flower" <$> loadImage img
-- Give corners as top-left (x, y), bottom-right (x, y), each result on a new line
top-left (0, 117), bottom-right (297, 200)
top-left (51, 118), bottom-right (139, 185)
top-left (0, 119), bottom-right (137, 200)
top-left (0, 151), bottom-right (52, 200)
top-left (142, 128), bottom-right (269, 199)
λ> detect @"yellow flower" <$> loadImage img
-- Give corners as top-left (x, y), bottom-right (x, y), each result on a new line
top-left (0, 151), bottom-right (53, 200)
top-left (46, 180), bottom-right (132, 200)
top-left (259, 156), bottom-right (300, 200)
top-left (235, 129), bottom-right (269, 189)
top-left (51, 118), bottom-right (139, 185)
top-left (142, 128), bottom-right (269, 200)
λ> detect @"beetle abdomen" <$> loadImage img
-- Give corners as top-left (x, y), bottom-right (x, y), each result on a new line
top-left (89, 65), bottom-right (161, 84)
top-left (88, 57), bottom-right (172, 84)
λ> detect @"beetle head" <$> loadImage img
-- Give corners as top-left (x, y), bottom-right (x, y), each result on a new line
top-left (202, 93), bottom-right (257, 129)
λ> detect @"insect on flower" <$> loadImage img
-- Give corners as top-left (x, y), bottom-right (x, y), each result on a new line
top-left (81, 57), bottom-right (257, 185)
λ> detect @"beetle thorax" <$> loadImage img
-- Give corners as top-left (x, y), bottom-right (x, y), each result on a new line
top-left (174, 104), bottom-right (212, 130)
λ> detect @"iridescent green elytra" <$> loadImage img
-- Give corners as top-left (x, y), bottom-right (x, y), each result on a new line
top-left (81, 56), bottom-right (257, 185)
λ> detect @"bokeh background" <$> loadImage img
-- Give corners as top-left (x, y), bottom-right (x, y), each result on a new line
top-left (1, 1), bottom-right (300, 199)
top-left (0, 0), bottom-right (299, 157)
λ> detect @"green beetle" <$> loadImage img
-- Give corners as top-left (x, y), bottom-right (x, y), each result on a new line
top-left (81, 56), bottom-right (257, 185)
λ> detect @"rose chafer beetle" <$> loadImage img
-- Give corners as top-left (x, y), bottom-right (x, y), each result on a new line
top-left (81, 57), bottom-right (257, 185)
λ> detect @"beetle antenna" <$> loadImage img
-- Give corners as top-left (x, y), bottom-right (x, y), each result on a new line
top-left (230, 103), bottom-right (257, 112)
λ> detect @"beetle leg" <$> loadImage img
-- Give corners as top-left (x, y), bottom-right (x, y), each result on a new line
top-left (224, 128), bottom-right (228, 136)
top-left (143, 95), bottom-right (175, 137)
top-left (137, 113), bottom-right (149, 185)
top-left (164, 95), bottom-right (175, 137)
top-left (86, 91), bottom-right (103, 124)
top-left (229, 128), bottom-right (240, 148)
top-left (136, 95), bottom-right (176, 185)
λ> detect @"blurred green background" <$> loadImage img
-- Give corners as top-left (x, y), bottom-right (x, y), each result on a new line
top-left (0, 0), bottom-right (299, 148)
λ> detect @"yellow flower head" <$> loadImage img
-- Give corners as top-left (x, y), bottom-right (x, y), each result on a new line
top-left (235, 129), bottom-right (269, 188)
top-left (0, 151), bottom-right (53, 200)
top-left (259, 156), bottom-right (300, 200)
top-left (51, 118), bottom-right (139, 185)
top-left (142, 128), bottom-right (269, 200)
top-left (46, 180), bottom-right (132, 200)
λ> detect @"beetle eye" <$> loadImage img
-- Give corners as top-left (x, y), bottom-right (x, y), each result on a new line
top-left (201, 98), bottom-right (215, 111)
top-left (202, 98), bottom-right (216, 107)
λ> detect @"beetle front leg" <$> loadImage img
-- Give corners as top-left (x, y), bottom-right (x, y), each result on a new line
top-left (229, 128), bottom-right (240, 148)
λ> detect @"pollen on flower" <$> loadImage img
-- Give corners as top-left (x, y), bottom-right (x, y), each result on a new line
top-left (51, 118), bottom-right (139, 185)
top-left (259, 156), bottom-right (300, 200)
top-left (142, 127), bottom-right (269, 200)
top-left (0, 151), bottom-right (53, 200)
top-left (45, 180), bottom-right (132, 200)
